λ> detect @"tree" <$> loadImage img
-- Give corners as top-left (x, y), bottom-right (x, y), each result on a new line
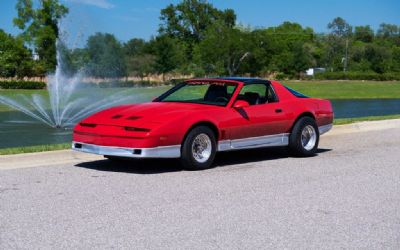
top-left (291, 42), bottom-right (315, 76)
top-left (69, 48), bottom-right (89, 73)
top-left (327, 17), bottom-right (352, 71)
top-left (195, 21), bottom-right (251, 76)
top-left (123, 38), bottom-right (157, 79)
top-left (126, 54), bottom-right (156, 80)
top-left (150, 35), bottom-right (186, 80)
top-left (354, 25), bottom-right (374, 43)
top-left (328, 17), bottom-right (352, 37)
top-left (377, 23), bottom-right (399, 38)
top-left (85, 33), bottom-right (126, 78)
top-left (159, 0), bottom-right (236, 43)
top-left (123, 38), bottom-right (147, 57)
top-left (13, 0), bottom-right (68, 72)
top-left (364, 44), bottom-right (391, 73)
top-left (249, 22), bottom-right (315, 76)
top-left (0, 29), bottom-right (35, 78)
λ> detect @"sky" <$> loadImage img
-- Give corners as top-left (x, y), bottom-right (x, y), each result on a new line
top-left (0, 0), bottom-right (399, 48)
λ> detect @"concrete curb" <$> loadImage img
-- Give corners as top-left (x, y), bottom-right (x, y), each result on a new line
top-left (1, 119), bottom-right (399, 170)
top-left (0, 149), bottom-right (102, 170)
top-left (326, 118), bottom-right (400, 136)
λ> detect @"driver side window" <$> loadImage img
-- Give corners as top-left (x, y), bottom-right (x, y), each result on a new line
top-left (237, 83), bottom-right (278, 105)
top-left (238, 84), bottom-right (267, 105)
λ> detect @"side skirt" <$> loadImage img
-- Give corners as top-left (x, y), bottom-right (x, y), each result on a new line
top-left (217, 123), bottom-right (333, 152)
top-left (218, 133), bottom-right (289, 152)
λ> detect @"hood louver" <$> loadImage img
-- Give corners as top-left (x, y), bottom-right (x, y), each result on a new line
top-left (126, 116), bottom-right (141, 120)
top-left (111, 114), bottom-right (123, 119)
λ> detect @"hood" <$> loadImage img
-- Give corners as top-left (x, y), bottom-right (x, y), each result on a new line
top-left (80, 102), bottom-right (221, 127)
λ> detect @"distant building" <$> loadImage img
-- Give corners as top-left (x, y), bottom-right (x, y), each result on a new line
top-left (306, 67), bottom-right (326, 76)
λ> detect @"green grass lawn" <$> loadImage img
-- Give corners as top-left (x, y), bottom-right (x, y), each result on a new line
top-left (0, 143), bottom-right (71, 155)
top-left (333, 114), bottom-right (400, 125)
top-left (1, 81), bottom-right (400, 112)
top-left (283, 80), bottom-right (400, 99)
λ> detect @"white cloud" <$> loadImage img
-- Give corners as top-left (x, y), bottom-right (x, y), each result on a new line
top-left (67, 0), bottom-right (115, 9)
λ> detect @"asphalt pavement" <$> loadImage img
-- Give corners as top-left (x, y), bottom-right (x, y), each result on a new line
top-left (1, 120), bottom-right (400, 249)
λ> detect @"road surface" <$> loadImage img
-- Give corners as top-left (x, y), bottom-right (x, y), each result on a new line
top-left (1, 120), bottom-right (400, 249)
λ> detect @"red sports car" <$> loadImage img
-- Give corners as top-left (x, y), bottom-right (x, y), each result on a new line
top-left (72, 78), bottom-right (333, 170)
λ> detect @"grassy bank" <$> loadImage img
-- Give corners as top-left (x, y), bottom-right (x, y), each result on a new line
top-left (333, 114), bottom-right (400, 125)
top-left (1, 115), bottom-right (400, 155)
top-left (284, 80), bottom-right (400, 99)
top-left (0, 143), bottom-right (71, 155)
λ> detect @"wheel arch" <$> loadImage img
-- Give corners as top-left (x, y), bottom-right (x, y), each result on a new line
top-left (181, 121), bottom-right (220, 145)
top-left (290, 112), bottom-right (316, 132)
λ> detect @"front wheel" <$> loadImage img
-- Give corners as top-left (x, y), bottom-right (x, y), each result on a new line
top-left (289, 117), bottom-right (319, 157)
top-left (180, 126), bottom-right (217, 170)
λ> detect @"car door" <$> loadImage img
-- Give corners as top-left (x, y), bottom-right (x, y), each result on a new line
top-left (227, 83), bottom-right (291, 142)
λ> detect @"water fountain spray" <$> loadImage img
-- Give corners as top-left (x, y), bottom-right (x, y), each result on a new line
top-left (0, 41), bottom-right (137, 129)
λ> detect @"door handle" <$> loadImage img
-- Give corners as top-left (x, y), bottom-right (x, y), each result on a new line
top-left (275, 108), bottom-right (282, 113)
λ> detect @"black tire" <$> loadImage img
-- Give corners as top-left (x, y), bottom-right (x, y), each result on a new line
top-left (180, 126), bottom-right (217, 170)
top-left (289, 116), bottom-right (319, 157)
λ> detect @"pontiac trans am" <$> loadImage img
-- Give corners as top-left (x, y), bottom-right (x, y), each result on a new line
top-left (72, 78), bottom-right (333, 170)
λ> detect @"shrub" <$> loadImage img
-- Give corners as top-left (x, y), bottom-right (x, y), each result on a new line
top-left (80, 80), bottom-right (177, 88)
top-left (0, 80), bottom-right (46, 89)
top-left (313, 72), bottom-right (400, 81)
top-left (275, 73), bottom-right (291, 80)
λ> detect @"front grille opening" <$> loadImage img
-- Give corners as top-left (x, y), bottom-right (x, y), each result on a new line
top-left (124, 127), bottom-right (151, 132)
top-left (74, 143), bottom-right (82, 149)
top-left (80, 123), bottom-right (97, 128)
top-left (133, 149), bottom-right (142, 155)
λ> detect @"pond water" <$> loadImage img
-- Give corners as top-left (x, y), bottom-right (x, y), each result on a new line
top-left (331, 99), bottom-right (400, 118)
top-left (0, 87), bottom-right (399, 149)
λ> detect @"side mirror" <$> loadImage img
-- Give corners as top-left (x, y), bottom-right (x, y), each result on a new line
top-left (233, 100), bottom-right (250, 109)
top-left (152, 96), bottom-right (158, 102)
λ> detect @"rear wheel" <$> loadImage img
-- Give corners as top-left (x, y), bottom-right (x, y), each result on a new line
top-left (180, 126), bottom-right (217, 170)
top-left (289, 117), bottom-right (319, 157)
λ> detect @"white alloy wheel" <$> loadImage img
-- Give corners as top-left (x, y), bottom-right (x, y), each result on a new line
top-left (301, 125), bottom-right (317, 151)
top-left (191, 133), bottom-right (212, 163)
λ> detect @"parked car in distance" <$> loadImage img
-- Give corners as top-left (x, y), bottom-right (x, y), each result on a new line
top-left (72, 78), bottom-right (334, 170)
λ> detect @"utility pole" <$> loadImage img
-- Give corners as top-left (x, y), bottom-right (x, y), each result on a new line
top-left (343, 38), bottom-right (348, 72)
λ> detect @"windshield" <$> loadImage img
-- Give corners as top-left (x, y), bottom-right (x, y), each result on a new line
top-left (156, 81), bottom-right (238, 106)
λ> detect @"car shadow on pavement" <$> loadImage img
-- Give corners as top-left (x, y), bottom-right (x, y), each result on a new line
top-left (75, 147), bottom-right (332, 174)
top-left (215, 147), bottom-right (331, 166)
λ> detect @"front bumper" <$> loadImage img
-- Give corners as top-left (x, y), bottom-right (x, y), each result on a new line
top-left (72, 141), bottom-right (181, 158)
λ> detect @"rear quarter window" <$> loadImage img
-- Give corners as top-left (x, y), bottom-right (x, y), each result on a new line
top-left (285, 86), bottom-right (309, 98)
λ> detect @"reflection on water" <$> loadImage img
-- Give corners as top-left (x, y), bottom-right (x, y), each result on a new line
top-left (0, 97), bottom-right (399, 149)
top-left (0, 115), bottom-right (72, 148)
